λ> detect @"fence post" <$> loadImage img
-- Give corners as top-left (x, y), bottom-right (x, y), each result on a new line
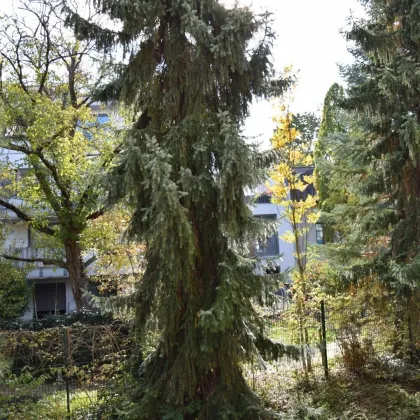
top-left (62, 327), bottom-right (71, 415)
top-left (320, 300), bottom-right (329, 379)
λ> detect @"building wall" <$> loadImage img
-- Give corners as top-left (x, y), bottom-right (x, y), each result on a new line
top-left (1, 219), bottom-right (76, 319)
top-left (250, 201), bottom-right (318, 278)
top-left (3, 221), bottom-right (28, 249)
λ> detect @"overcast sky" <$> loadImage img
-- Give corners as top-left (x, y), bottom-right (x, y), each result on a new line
top-left (233, 0), bottom-right (365, 146)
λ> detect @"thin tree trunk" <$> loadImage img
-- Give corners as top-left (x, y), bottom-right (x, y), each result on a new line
top-left (304, 326), bottom-right (312, 373)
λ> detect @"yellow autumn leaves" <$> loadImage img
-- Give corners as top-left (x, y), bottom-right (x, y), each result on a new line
top-left (268, 105), bottom-right (319, 242)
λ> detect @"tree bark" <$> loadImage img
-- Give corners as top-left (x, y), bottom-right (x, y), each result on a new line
top-left (64, 241), bottom-right (90, 310)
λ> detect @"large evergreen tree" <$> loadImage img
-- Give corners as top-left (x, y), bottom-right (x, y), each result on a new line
top-left (64, 0), bottom-right (294, 418)
top-left (316, 0), bottom-right (420, 360)
top-left (328, 0), bottom-right (420, 292)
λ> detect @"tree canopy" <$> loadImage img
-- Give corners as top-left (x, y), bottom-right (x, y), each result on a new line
top-left (316, 0), bottom-right (420, 298)
top-left (0, 0), bottom-right (140, 310)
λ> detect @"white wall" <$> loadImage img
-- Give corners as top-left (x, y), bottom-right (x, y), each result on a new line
top-left (3, 221), bottom-right (28, 249)
top-left (1, 221), bottom-right (76, 318)
top-left (252, 202), bottom-right (295, 273)
top-left (250, 201), bottom-right (319, 278)
top-left (0, 149), bottom-right (25, 164)
top-left (66, 280), bottom-right (77, 312)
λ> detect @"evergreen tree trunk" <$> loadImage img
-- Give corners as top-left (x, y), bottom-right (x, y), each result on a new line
top-left (64, 0), bottom-right (296, 417)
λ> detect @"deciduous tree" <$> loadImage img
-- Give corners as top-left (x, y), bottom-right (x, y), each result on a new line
top-left (269, 103), bottom-right (319, 375)
top-left (0, 0), bottom-right (136, 310)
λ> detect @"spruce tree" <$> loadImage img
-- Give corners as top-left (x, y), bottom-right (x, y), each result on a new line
top-left (316, 0), bottom-right (420, 361)
top-left (64, 1), bottom-right (294, 417)
top-left (330, 0), bottom-right (420, 293)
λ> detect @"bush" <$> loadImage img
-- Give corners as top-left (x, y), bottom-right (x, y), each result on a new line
top-left (0, 260), bottom-right (30, 320)
top-left (1, 322), bottom-right (130, 374)
top-left (0, 309), bottom-right (115, 331)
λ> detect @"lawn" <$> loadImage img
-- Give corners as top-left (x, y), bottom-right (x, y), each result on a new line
top-left (0, 388), bottom-right (97, 419)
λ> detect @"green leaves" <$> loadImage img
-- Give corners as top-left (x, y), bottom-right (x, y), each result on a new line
top-left (0, 261), bottom-right (30, 320)
top-left (0, 0), bottom-right (135, 309)
top-left (316, 0), bottom-right (420, 296)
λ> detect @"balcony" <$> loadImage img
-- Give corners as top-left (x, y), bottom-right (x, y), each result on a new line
top-left (246, 194), bottom-right (273, 204)
top-left (20, 247), bottom-right (63, 267)
top-left (254, 234), bottom-right (280, 257)
top-left (6, 247), bottom-right (68, 278)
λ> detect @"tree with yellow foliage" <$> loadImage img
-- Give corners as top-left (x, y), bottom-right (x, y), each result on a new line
top-left (0, 1), bottom-right (141, 310)
top-left (269, 104), bottom-right (319, 375)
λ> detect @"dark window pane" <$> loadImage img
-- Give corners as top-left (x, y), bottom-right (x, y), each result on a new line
top-left (34, 282), bottom-right (66, 315)
top-left (316, 223), bottom-right (324, 244)
top-left (253, 214), bottom-right (279, 256)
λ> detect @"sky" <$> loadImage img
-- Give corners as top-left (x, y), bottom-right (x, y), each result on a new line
top-left (233, 0), bottom-right (366, 146)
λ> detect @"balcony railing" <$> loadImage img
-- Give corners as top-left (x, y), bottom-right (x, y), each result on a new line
top-left (18, 247), bottom-right (64, 268)
top-left (254, 235), bottom-right (280, 257)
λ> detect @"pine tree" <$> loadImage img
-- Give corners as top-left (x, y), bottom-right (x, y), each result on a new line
top-left (315, 83), bottom-right (360, 243)
top-left (64, 0), bottom-right (295, 417)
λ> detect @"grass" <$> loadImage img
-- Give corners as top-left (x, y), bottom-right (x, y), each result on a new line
top-left (309, 375), bottom-right (420, 420)
top-left (0, 389), bottom-right (98, 419)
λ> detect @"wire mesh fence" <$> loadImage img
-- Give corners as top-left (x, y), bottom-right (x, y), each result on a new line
top-left (1, 300), bottom-right (419, 418)
top-left (0, 323), bottom-right (130, 419)
top-left (250, 297), bottom-right (420, 391)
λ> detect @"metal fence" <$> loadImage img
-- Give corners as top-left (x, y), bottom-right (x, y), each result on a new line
top-left (0, 323), bottom-right (130, 419)
top-left (249, 298), bottom-right (419, 391)
top-left (1, 301), bottom-right (419, 418)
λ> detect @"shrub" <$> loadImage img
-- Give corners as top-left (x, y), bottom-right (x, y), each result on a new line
top-left (0, 260), bottom-right (30, 320)
top-left (0, 309), bottom-right (115, 331)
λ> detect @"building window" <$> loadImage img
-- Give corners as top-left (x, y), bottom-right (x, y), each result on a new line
top-left (316, 223), bottom-right (324, 244)
top-left (265, 265), bottom-right (280, 275)
top-left (255, 194), bottom-right (272, 204)
top-left (254, 215), bottom-right (279, 257)
top-left (34, 282), bottom-right (66, 318)
top-left (97, 113), bottom-right (110, 124)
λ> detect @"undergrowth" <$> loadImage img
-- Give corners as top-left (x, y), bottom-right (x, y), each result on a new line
top-left (253, 359), bottom-right (420, 420)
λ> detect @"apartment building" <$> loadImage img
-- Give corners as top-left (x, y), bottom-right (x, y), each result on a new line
top-left (250, 167), bottom-right (323, 277)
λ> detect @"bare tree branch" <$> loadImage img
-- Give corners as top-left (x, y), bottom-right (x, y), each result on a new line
top-left (0, 29), bottom-right (33, 99)
top-left (86, 207), bottom-right (106, 221)
top-left (84, 254), bottom-right (97, 268)
top-left (30, 160), bottom-right (62, 215)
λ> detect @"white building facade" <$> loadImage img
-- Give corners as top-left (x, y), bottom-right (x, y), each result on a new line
top-left (249, 168), bottom-right (323, 279)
